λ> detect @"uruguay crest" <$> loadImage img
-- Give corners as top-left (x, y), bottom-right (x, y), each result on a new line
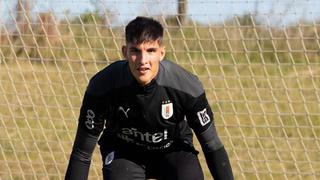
top-left (161, 101), bottom-right (173, 119)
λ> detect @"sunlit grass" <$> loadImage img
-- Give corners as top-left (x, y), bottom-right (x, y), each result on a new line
top-left (1, 55), bottom-right (319, 179)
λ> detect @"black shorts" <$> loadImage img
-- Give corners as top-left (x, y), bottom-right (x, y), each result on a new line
top-left (100, 144), bottom-right (204, 180)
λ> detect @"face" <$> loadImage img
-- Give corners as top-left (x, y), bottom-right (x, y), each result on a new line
top-left (122, 40), bottom-right (165, 86)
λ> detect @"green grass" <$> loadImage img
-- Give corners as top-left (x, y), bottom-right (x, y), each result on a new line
top-left (1, 57), bottom-right (319, 179)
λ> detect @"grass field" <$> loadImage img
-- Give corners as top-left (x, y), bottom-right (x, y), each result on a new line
top-left (1, 14), bottom-right (320, 179)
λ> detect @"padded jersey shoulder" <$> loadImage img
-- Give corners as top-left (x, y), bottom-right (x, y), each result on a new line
top-left (86, 60), bottom-right (133, 96)
top-left (157, 60), bottom-right (204, 98)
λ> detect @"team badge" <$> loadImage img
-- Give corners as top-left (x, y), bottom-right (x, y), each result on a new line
top-left (161, 101), bottom-right (173, 119)
top-left (197, 108), bottom-right (210, 126)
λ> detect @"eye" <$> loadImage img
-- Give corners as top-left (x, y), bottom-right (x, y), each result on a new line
top-left (130, 48), bottom-right (140, 54)
top-left (147, 48), bottom-right (157, 53)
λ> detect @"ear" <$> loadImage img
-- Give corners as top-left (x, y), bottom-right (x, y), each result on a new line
top-left (122, 45), bottom-right (127, 59)
top-left (160, 46), bottom-right (166, 61)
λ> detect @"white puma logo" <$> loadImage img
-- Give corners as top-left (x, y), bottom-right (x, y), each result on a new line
top-left (119, 106), bottom-right (130, 118)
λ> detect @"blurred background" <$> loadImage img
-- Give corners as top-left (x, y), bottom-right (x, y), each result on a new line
top-left (0, 0), bottom-right (319, 179)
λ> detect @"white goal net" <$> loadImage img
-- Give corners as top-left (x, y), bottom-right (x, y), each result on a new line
top-left (0, 0), bottom-right (319, 179)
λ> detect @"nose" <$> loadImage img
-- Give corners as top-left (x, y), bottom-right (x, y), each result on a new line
top-left (138, 51), bottom-right (148, 64)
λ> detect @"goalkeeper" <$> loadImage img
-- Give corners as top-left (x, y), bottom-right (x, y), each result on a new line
top-left (65, 16), bottom-right (234, 180)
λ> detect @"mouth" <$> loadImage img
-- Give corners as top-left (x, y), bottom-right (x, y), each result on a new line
top-left (137, 67), bottom-right (150, 75)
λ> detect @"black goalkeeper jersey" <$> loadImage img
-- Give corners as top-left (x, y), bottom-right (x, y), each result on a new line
top-left (79, 60), bottom-right (214, 152)
top-left (66, 60), bottom-right (234, 180)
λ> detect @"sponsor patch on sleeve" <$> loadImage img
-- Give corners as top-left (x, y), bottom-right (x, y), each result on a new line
top-left (85, 109), bottom-right (95, 129)
top-left (197, 108), bottom-right (210, 126)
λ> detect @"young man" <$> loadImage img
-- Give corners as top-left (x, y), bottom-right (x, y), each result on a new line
top-left (65, 16), bottom-right (234, 180)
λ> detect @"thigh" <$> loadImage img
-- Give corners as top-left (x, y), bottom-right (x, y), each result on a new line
top-left (101, 150), bottom-right (146, 180)
top-left (158, 151), bottom-right (204, 180)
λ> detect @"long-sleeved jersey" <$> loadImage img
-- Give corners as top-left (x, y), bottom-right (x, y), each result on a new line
top-left (65, 60), bottom-right (233, 180)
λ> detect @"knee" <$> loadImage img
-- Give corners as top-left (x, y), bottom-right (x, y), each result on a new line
top-left (102, 158), bottom-right (146, 179)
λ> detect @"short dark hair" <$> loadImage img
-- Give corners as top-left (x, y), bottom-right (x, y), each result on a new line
top-left (125, 16), bottom-right (164, 45)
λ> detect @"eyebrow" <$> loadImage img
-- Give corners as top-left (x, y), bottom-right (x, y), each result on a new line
top-left (129, 47), bottom-right (141, 51)
top-left (129, 46), bottom-right (158, 51)
top-left (147, 47), bottom-right (157, 51)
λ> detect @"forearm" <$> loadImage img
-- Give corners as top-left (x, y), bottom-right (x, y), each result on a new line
top-left (204, 146), bottom-right (234, 180)
top-left (196, 125), bottom-right (234, 180)
top-left (65, 127), bottom-right (99, 180)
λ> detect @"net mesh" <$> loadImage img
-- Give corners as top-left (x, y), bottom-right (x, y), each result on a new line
top-left (0, 0), bottom-right (319, 179)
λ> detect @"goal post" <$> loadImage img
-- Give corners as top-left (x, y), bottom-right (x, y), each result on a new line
top-left (0, 0), bottom-right (319, 179)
